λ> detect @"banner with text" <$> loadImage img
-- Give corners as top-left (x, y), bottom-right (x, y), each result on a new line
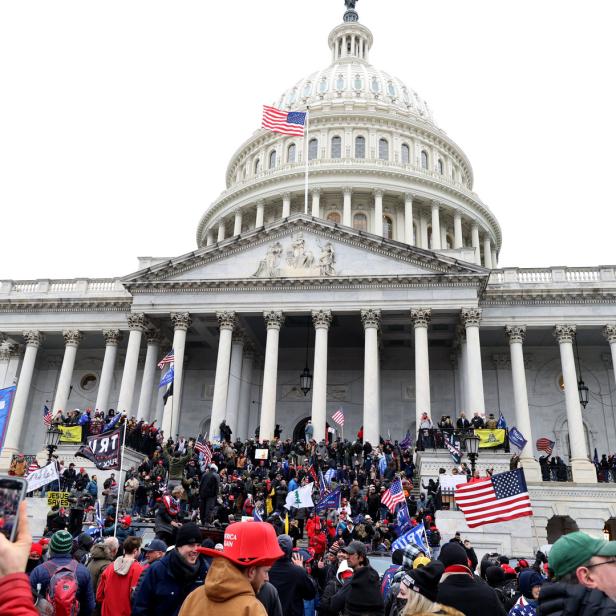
top-left (47, 491), bottom-right (70, 508)
top-left (0, 386), bottom-right (16, 451)
top-left (75, 427), bottom-right (122, 470)
top-left (26, 462), bottom-right (60, 492)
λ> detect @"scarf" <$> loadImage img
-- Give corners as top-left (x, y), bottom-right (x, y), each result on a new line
top-left (168, 548), bottom-right (201, 586)
top-left (443, 564), bottom-right (473, 577)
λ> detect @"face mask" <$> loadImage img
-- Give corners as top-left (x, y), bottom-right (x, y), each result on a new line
top-left (395, 598), bottom-right (407, 615)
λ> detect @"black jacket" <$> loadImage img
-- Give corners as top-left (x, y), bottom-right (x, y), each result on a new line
top-left (437, 573), bottom-right (506, 616)
top-left (257, 581), bottom-right (284, 616)
top-left (269, 556), bottom-right (317, 616)
top-left (538, 582), bottom-right (616, 616)
top-left (199, 470), bottom-right (220, 498)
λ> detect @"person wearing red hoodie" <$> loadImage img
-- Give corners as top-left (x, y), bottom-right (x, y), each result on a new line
top-left (96, 536), bottom-right (144, 616)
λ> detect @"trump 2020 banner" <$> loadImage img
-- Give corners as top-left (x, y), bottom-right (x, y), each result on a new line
top-left (0, 386), bottom-right (16, 451)
top-left (76, 427), bottom-right (122, 470)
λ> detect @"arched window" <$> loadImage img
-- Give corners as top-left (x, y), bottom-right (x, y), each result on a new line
top-left (319, 77), bottom-right (328, 94)
top-left (327, 212), bottom-right (341, 224)
top-left (302, 82), bottom-right (312, 98)
top-left (308, 138), bottom-right (318, 161)
top-left (371, 77), bottom-right (381, 94)
top-left (401, 143), bottom-right (410, 164)
top-left (446, 234), bottom-right (454, 249)
top-left (379, 138), bottom-right (389, 161)
top-left (287, 88), bottom-right (297, 105)
top-left (269, 150), bottom-right (277, 169)
top-left (353, 213), bottom-right (368, 231)
top-left (383, 215), bottom-right (393, 239)
top-left (387, 81), bottom-right (396, 97)
top-left (437, 158), bottom-right (444, 174)
top-left (421, 150), bottom-right (429, 170)
top-left (287, 143), bottom-right (296, 163)
top-left (354, 74), bottom-right (363, 91)
top-left (331, 136), bottom-right (342, 159)
top-left (355, 136), bottom-right (366, 159)
top-left (254, 158), bottom-right (261, 175)
top-left (336, 74), bottom-right (345, 91)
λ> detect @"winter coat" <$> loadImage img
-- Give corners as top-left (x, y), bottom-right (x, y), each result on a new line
top-left (0, 573), bottom-right (38, 616)
top-left (437, 572), bottom-right (506, 616)
top-left (87, 543), bottom-right (113, 592)
top-left (178, 557), bottom-right (267, 616)
top-left (413, 607), bottom-right (464, 616)
top-left (269, 554), bottom-right (317, 616)
top-left (538, 582), bottom-right (616, 616)
top-left (96, 556), bottom-right (143, 616)
top-left (257, 582), bottom-right (284, 616)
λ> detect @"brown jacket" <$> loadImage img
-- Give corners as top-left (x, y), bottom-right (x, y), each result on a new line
top-left (178, 557), bottom-right (267, 616)
top-left (413, 606), bottom-right (465, 616)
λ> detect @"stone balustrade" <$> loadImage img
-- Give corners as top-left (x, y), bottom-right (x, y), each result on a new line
top-left (489, 267), bottom-right (616, 286)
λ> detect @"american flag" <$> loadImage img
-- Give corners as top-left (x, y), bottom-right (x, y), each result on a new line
top-left (536, 437), bottom-right (555, 456)
top-left (332, 408), bottom-right (344, 426)
top-left (381, 477), bottom-right (405, 513)
top-left (43, 404), bottom-right (52, 428)
top-left (195, 436), bottom-right (212, 465)
top-left (261, 105), bottom-right (307, 136)
top-left (26, 460), bottom-right (40, 476)
top-left (454, 469), bottom-right (533, 528)
top-left (157, 350), bottom-right (175, 370)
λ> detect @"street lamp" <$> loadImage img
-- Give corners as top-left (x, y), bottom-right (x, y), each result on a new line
top-left (299, 317), bottom-right (313, 396)
top-left (45, 426), bottom-right (62, 465)
top-left (464, 433), bottom-right (480, 475)
top-left (574, 338), bottom-right (589, 409)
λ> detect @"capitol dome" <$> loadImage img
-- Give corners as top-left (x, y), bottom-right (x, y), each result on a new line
top-left (196, 7), bottom-right (502, 270)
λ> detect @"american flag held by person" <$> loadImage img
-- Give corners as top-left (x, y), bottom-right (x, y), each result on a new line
top-left (261, 105), bottom-right (307, 136)
top-left (454, 468), bottom-right (533, 528)
top-left (381, 477), bottom-right (405, 513)
top-left (195, 436), bottom-right (212, 465)
top-left (536, 437), bottom-right (555, 456)
top-left (332, 408), bottom-right (344, 426)
top-left (157, 350), bottom-right (175, 370)
top-left (43, 404), bottom-right (52, 428)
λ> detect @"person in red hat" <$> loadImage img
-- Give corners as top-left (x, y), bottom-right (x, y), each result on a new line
top-left (178, 521), bottom-right (284, 616)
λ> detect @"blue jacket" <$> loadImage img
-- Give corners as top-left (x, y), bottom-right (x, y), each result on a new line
top-left (132, 550), bottom-right (208, 616)
top-left (30, 555), bottom-right (95, 616)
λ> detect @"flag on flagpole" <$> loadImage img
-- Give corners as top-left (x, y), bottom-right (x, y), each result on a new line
top-left (399, 430), bottom-right (412, 449)
top-left (332, 408), bottom-right (345, 426)
top-left (396, 500), bottom-right (411, 533)
top-left (253, 508), bottom-right (263, 522)
top-left (157, 350), bottom-right (175, 369)
top-left (26, 459), bottom-right (40, 476)
top-left (381, 478), bottom-right (405, 513)
top-left (262, 105), bottom-right (307, 136)
top-left (284, 512), bottom-right (289, 534)
top-left (443, 433), bottom-right (462, 464)
top-left (195, 436), bottom-right (213, 465)
top-left (285, 483), bottom-right (315, 510)
top-left (318, 468), bottom-right (328, 496)
top-left (392, 522), bottom-right (430, 554)
top-left (315, 486), bottom-right (342, 513)
top-left (454, 468), bottom-right (533, 528)
top-left (536, 438), bottom-right (555, 456)
top-left (159, 365), bottom-right (174, 389)
top-left (497, 412), bottom-right (507, 429)
top-left (43, 404), bottom-right (53, 428)
top-left (103, 412), bottom-right (122, 432)
top-left (508, 427), bottom-right (527, 451)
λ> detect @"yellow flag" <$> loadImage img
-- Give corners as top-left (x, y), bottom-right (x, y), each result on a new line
top-left (474, 429), bottom-right (505, 448)
top-left (58, 425), bottom-right (82, 443)
top-left (285, 512), bottom-right (289, 534)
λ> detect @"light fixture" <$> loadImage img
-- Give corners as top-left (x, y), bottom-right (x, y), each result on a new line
top-left (574, 337), bottom-right (589, 409)
top-left (45, 425), bottom-right (62, 464)
top-left (299, 317), bottom-right (312, 396)
top-left (464, 433), bottom-right (480, 475)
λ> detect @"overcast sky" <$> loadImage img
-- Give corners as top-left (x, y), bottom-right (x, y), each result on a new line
top-left (1, 0), bottom-right (615, 280)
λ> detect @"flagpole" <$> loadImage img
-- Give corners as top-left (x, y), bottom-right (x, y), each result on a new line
top-left (113, 420), bottom-right (127, 538)
top-left (304, 107), bottom-right (310, 214)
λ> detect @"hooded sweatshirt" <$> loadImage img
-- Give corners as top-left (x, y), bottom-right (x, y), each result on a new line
top-left (96, 555), bottom-right (143, 616)
top-left (179, 557), bottom-right (267, 616)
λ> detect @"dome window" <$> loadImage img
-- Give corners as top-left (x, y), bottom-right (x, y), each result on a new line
top-left (401, 143), bottom-right (410, 164)
top-left (254, 158), bottom-right (261, 175)
top-left (353, 213), bottom-right (367, 231)
top-left (355, 136), bottom-right (366, 159)
top-left (327, 212), bottom-right (341, 224)
top-left (379, 138), bottom-right (389, 161)
top-left (371, 77), bottom-right (381, 94)
top-left (402, 87), bottom-right (410, 104)
top-left (269, 150), bottom-right (277, 169)
top-left (387, 81), bottom-right (396, 97)
top-left (288, 143), bottom-right (297, 163)
top-left (383, 215), bottom-right (394, 239)
top-left (437, 158), bottom-right (444, 174)
top-left (319, 77), bottom-right (328, 94)
top-left (331, 136), bottom-right (342, 159)
top-left (287, 87), bottom-right (298, 105)
top-left (303, 82), bottom-right (312, 98)
top-left (421, 150), bottom-right (429, 170)
top-left (308, 138), bottom-right (318, 161)
top-left (354, 74), bottom-right (363, 91)
top-left (336, 74), bottom-right (346, 91)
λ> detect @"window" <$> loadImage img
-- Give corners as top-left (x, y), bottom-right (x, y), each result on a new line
top-left (387, 81), bottom-right (396, 97)
top-left (355, 136), bottom-right (366, 159)
top-left (437, 158), bottom-right (444, 174)
top-left (371, 77), bottom-right (381, 94)
top-left (308, 138), bottom-right (318, 160)
top-left (331, 136), bottom-right (342, 159)
top-left (354, 74), bottom-right (363, 91)
top-left (383, 215), bottom-right (393, 239)
top-left (379, 138), bottom-right (389, 161)
top-left (402, 87), bottom-right (410, 104)
top-left (287, 143), bottom-right (296, 163)
top-left (254, 158), bottom-right (261, 174)
top-left (269, 150), bottom-right (277, 169)
top-left (287, 88), bottom-right (297, 105)
top-left (401, 143), bottom-right (410, 164)
top-left (303, 82), bottom-right (312, 97)
top-left (336, 74), bottom-right (345, 91)
top-left (353, 213), bottom-right (367, 231)
top-left (327, 212), bottom-right (341, 224)
top-left (421, 150), bottom-right (429, 169)
top-left (319, 77), bottom-right (328, 94)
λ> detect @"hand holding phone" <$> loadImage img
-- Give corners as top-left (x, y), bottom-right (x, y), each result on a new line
top-left (0, 501), bottom-right (31, 576)
top-left (0, 476), bottom-right (27, 542)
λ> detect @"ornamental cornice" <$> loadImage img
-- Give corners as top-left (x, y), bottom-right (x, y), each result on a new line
top-left (481, 291), bottom-right (616, 306)
top-left (103, 329), bottom-right (123, 346)
top-left (312, 309), bottom-right (333, 329)
top-left (216, 310), bottom-right (238, 331)
top-left (410, 307), bottom-right (431, 328)
top-left (603, 324), bottom-right (616, 344)
top-left (360, 308), bottom-right (381, 329)
top-left (127, 313), bottom-right (147, 332)
top-left (505, 324), bottom-right (526, 344)
top-left (554, 324), bottom-right (576, 343)
top-left (0, 343), bottom-right (20, 360)
top-left (0, 300), bottom-right (133, 314)
top-left (461, 307), bottom-right (482, 328)
top-left (264, 311), bottom-right (284, 330)
top-left (171, 312), bottom-right (192, 331)
top-left (23, 330), bottom-right (44, 347)
top-left (144, 328), bottom-right (161, 345)
top-left (63, 329), bottom-right (83, 346)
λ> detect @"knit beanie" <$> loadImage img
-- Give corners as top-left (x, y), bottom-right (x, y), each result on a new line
top-left (175, 523), bottom-right (202, 547)
top-left (403, 561), bottom-right (445, 602)
top-left (50, 530), bottom-right (73, 555)
top-left (438, 542), bottom-right (468, 568)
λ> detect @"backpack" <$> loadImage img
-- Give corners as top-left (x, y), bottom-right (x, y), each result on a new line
top-left (44, 560), bottom-right (80, 616)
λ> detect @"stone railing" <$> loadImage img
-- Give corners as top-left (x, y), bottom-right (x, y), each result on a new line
top-left (489, 266), bottom-right (615, 286)
top-left (0, 278), bottom-right (130, 297)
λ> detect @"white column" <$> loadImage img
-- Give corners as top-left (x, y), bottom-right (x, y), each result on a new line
top-left (237, 348), bottom-right (254, 440)
top-left (217, 220), bottom-right (225, 242)
top-left (458, 331), bottom-right (468, 413)
top-left (471, 224), bottom-right (481, 265)
top-left (483, 237), bottom-right (493, 268)
top-left (136, 329), bottom-right (160, 421)
top-left (361, 309), bottom-right (381, 446)
top-left (420, 213), bottom-right (429, 249)
top-left (440, 224), bottom-right (448, 250)
top-left (411, 308), bottom-right (431, 430)
top-left (53, 330), bottom-right (83, 414)
top-left (461, 308), bottom-right (485, 414)
top-left (117, 314), bottom-right (146, 414)
top-left (311, 189), bottom-right (321, 218)
top-left (492, 248), bottom-right (498, 268)
top-left (255, 200), bottom-right (265, 228)
top-left (604, 326), bottom-right (616, 393)
top-left (311, 310), bottom-right (332, 442)
top-left (554, 325), bottom-right (597, 483)
top-left (260, 311), bottom-right (284, 442)
top-left (343, 188), bottom-right (352, 227)
top-left (373, 190), bottom-right (383, 236)
top-left (505, 325), bottom-right (541, 481)
top-left (95, 329), bottom-right (122, 414)
top-left (2, 331), bottom-right (42, 455)
top-left (169, 312), bottom-right (191, 438)
top-left (209, 312), bottom-right (237, 441)
top-left (282, 192), bottom-right (291, 218)
top-left (453, 212), bottom-right (463, 249)
top-left (206, 229), bottom-right (215, 246)
top-left (233, 209), bottom-right (243, 236)
top-left (404, 193), bottom-right (414, 246)
top-left (431, 202), bottom-right (441, 249)
top-left (225, 333), bottom-right (245, 437)
top-left (0, 342), bottom-right (20, 389)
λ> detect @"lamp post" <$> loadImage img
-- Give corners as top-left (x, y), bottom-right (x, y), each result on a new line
top-left (299, 317), bottom-right (313, 396)
top-left (464, 433), bottom-right (480, 476)
top-left (574, 338), bottom-right (589, 409)
top-left (45, 426), bottom-right (62, 465)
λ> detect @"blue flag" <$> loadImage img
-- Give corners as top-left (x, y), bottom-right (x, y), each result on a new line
top-left (159, 365), bottom-right (174, 388)
top-left (400, 430), bottom-right (412, 449)
top-left (497, 412), bottom-right (507, 429)
top-left (315, 486), bottom-right (341, 513)
top-left (253, 508), bottom-right (263, 522)
top-left (0, 386), bottom-right (16, 450)
top-left (396, 501), bottom-right (411, 533)
top-left (508, 426), bottom-right (527, 451)
top-left (103, 412), bottom-right (122, 432)
top-left (392, 522), bottom-right (429, 554)
top-left (443, 433), bottom-right (461, 464)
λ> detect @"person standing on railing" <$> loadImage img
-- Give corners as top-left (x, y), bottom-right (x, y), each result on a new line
top-left (470, 412), bottom-right (484, 429)
top-left (418, 413), bottom-right (433, 450)
top-left (456, 412), bottom-right (470, 432)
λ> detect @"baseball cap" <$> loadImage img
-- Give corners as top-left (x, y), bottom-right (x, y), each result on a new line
top-left (341, 540), bottom-right (367, 556)
top-left (549, 531), bottom-right (616, 578)
top-left (143, 539), bottom-right (168, 552)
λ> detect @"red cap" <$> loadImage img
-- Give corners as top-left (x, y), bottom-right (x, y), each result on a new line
top-left (197, 521), bottom-right (284, 567)
top-left (29, 543), bottom-right (43, 557)
top-left (39, 537), bottom-right (50, 546)
top-left (518, 559), bottom-right (529, 568)
top-left (121, 515), bottom-right (132, 526)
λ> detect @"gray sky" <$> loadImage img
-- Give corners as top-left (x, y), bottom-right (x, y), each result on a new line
top-left (1, 0), bottom-right (615, 280)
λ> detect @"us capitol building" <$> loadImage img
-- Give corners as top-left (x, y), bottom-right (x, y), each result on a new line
top-left (3, 4), bottom-right (616, 549)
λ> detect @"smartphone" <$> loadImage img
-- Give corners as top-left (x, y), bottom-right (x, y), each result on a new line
top-left (0, 475), bottom-right (27, 541)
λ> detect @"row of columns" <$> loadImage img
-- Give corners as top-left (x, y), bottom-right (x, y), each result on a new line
top-left (206, 191), bottom-right (497, 268)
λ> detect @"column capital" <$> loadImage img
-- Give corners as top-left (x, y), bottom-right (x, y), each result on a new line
top-left (103, 329), bottom-right (123, 346)
top-left (505, 325), bottom-right (527, 344)
top-left (0, 343), bottom-right (20, 361)
top-left (171, 312), bottom-right (192, 331)
top-left (127, 313), bottom-right (148, 332)
top-left (454, 210), bottom-right (462, 219)
top-left (232, 332), bottom-right (246, 345)
top-left (431, 200), bottom-right (441, 210)
top-left (461, 307), bottom-right (482, 328)
top-left (411, 307), bottom-right (431, 328)
top-left (264, 311), bottom-right (285, 330)
top-left (63, 329), bottom-right (83, 347)
top-left (282, 192), bottom-right (291, 200)
top-left (23, 330), bottom-right (43, 348)
top-left (256, 199), bottom-right (265, 207)
top-left (343, 186), bottom-right (353, 196)
top-left (404, 192), bottom-right (415, 202)
top-left (145, 328), bottom-right (161, 345)
top-left (373, 189), bottom-right (384, 199)
top-left (311, 187), bottom-right (322, 196)
top-left (554, 324), bottom-right (576, 344)
top-left (234, 208), bottom-right (243, 217)
top-left (216, 311), bottom-right (237, 331)
top-left (603, 324), bottom-right (616, 344)
top-left (492, 353), bottom-right (510, 368)
top-left (312, 309), bottom-right (333, 329)
top-left (360, 308), bottom-right (381, 329)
